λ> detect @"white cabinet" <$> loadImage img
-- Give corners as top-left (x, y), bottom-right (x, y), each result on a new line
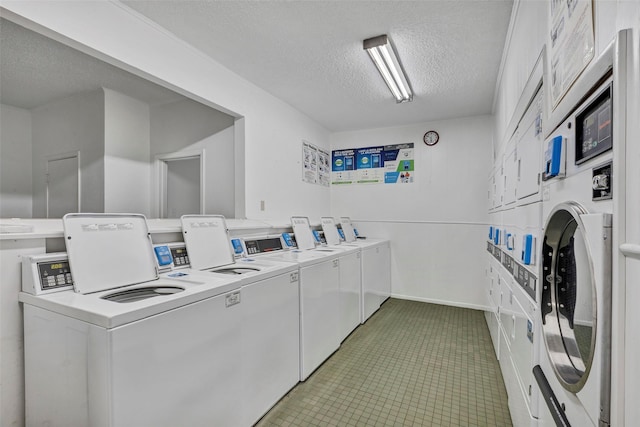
top-left (504, 137), bottom-right (518, 206)
top-left (516, 89), bottom-right (543, 204)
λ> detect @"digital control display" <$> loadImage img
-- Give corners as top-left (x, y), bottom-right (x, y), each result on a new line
top-left (38, 261), bottom-right (73, 290)
top-left (576, 85), bottom-right (612, 164)
top-left (244, 238), bottom-right (283, 255)
top-left (170, 246), bottom-right (190, 267)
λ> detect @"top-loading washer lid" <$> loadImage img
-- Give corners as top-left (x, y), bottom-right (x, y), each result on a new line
top-left (63, 213), bottom-right (158, 294)
top-left (321, 217), bottom-right (342, 246)
top-left (181, 215), bottom-right (234, 270)
top-left (339, 217), bottom-right (357, 243)
top-left (291, 216), bottom-right (316, 250)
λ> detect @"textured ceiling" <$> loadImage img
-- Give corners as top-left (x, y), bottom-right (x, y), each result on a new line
top-left (122, 0), bottom-right (513, 131)
top-left (1, 1), bottom-right (513, 132)
top-left (0, 18), bottom-right (185, 110)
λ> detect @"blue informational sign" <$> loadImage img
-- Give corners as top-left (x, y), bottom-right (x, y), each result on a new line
top-left (331, 143), bottom-right (414, 185)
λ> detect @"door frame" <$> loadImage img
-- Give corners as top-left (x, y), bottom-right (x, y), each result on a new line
top-left (46, 151), bottom-right (81, 218)
top-left (155, 149), bottom-right (206, 218)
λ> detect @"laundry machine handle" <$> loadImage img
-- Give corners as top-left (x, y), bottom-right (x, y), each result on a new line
top-left (533, 365), bottom-right (571, 427)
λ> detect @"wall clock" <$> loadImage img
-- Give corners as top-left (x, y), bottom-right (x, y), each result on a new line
top-left (423, 130), bottom-right (439, 146)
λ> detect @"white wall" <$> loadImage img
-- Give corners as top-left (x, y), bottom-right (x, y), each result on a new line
top-left (149, 98), bottom-right (235, 217)
top-left (1, 1), bottom-right (331, 221)
top-left (331, 115), bottom-right (492, 309)
top-left (103, 88), bottom-right (151, 216)
top-left (31, 89), bottom-right (105, 216)
top-left (203, 126), bottom-right (236, 218)
top-left (0, 104), bottom-right (32, 217)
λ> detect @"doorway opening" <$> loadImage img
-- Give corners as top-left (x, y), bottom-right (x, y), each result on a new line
top-left (156, 151), bottom-right (205, 218)
top-left (46, 152), bottom-right (80, 218)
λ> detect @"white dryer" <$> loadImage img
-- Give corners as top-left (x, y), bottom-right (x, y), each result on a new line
top-left (339, 217), bottom-right (391, 323)
top-left (535, 78), bottom-right (613, 427)
top-left (176, 215), bottom-right (300, 427)
top-left (19, 214), bottom-right (244, 427)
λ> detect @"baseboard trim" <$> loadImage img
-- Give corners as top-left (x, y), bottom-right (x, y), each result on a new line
top-left (390, 293), bottom-right (491, 312)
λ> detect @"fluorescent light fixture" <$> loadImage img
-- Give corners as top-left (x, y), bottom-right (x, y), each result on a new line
top-left (363, 35), bottom-right (413, 103)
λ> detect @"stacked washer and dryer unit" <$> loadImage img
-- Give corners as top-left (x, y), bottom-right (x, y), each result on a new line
top-left (487, 31), bottom-right (629, 427)
top-left (487, 84), bottom-right (545, 427)
top-left (534, 51), bottom-right (619, 426)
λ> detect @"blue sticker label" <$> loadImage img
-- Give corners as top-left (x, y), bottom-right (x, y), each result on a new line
top-left (282, 233), bottom-right (294, 247)
top-left (154, 246), bottom-right (173, 266)
top-left (231, 238), bottom-right (244, 255)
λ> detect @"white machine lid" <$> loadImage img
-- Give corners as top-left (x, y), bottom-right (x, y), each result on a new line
top-left (321, 217), bottom-right (342, 246)
top-left (339, 217), bottom-right (357, 242)
top-left (291, 216), bottom-right (316, 250)
top-left (181, 215), bottom-right (235, 270)
top-left (63, 213), bottom-right (158, 294)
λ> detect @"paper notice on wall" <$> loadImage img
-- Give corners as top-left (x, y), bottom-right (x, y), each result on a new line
top-left (302, 141), bottom-right (318, 184)
top-left (548, 0), bottom-right (595, 108)
top-left (317, 148), bottom-right (330, 187)
top-left (331, 143), bottom-right (414, 185)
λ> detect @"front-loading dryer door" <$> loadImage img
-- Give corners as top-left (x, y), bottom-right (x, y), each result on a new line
top-left (541, 202), bottom-right (600, 393)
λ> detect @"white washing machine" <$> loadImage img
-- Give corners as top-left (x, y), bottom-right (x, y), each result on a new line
top-left (319, 217), bottom-right (362, 342)
top-left (175, 215), bottom-right (300, 427)
top-left (339, 217), bottom-right (391, 323)
top-left (535, 77), bottom-right (614, 427)
top-left (19, 214), bottom-right (244, 427)
top-left (258, 217), bottom-right (344, 380)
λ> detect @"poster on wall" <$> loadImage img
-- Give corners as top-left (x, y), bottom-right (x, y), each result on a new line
top-left (331, 143), bottom-right (414, 185)
top-left (548, 0), bottom-right (595, 108)
top-left (382, 143), bottom-right (414, 184)
top-left (317, 148), bottom-right (330, 187)
top-left (302, 141), bottom-right (318, 184)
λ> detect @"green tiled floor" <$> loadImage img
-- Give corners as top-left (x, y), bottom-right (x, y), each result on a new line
top-left (257, 298), bottom-right (512, 427)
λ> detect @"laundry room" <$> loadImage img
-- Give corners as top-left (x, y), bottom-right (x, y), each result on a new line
top-left (0, 1), bottom-right (639, 427)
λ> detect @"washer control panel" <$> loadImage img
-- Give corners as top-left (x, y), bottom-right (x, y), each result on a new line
top-left (243, 237), bottom-right (285, 255)
top-left (22, 253), bottom-right (74, 295)
top-left (153, 243), bottom-right (190, 271)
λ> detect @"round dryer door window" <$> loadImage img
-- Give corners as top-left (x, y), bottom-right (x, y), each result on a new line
top-left (541, 202), bottom-right (596, 393)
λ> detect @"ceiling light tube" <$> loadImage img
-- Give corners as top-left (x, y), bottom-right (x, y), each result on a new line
top-left (363, 35), bottom-right (413, 103)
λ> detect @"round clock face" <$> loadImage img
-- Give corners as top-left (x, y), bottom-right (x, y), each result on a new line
top-left (423, 131), bottom-right (439, 146)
